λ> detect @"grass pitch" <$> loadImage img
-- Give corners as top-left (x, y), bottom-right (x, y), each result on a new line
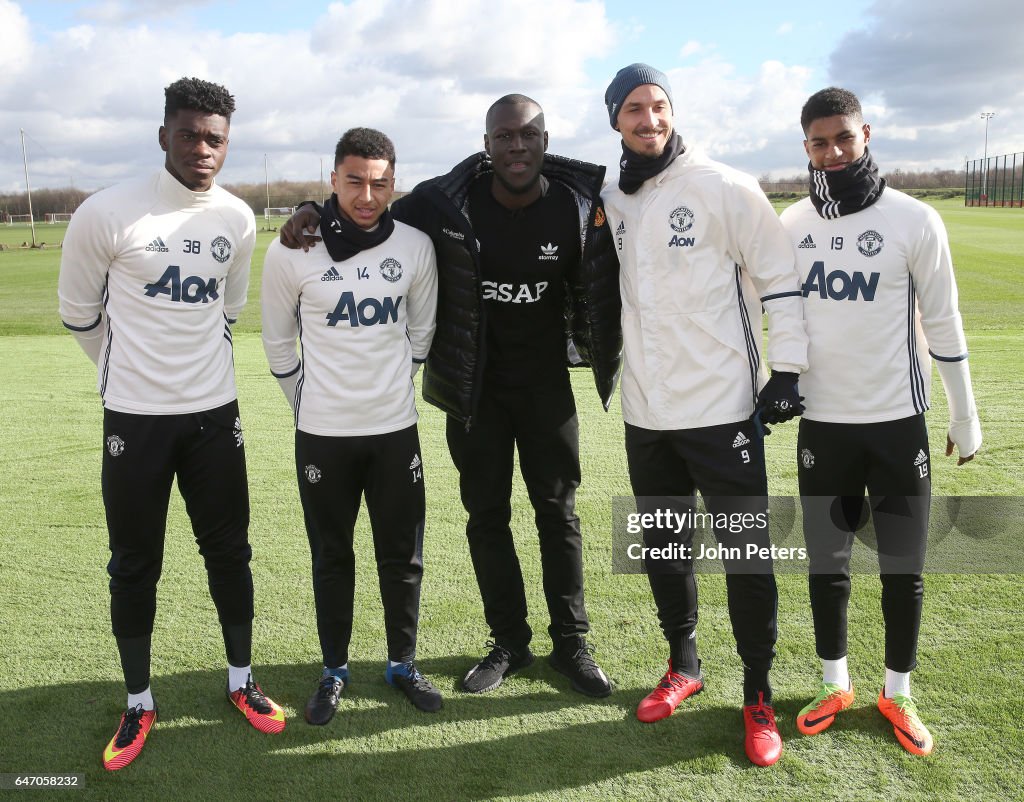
top-left (0, 200), bottom-right (1021, 800)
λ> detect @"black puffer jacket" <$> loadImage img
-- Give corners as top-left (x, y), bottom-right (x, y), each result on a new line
top-left (393, 152), bottom-right (622, 425)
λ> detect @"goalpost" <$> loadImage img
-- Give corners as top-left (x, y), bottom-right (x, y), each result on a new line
top-left (44, 212), bottom-right (73, 224)
top-left (4, 214), bottom-right (33, 226)
top-left (264, 206), bottom-right (295, 220)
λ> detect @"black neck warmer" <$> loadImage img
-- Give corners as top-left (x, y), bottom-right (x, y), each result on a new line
top-left (808, 148), bottom-right (886, 219)
top-left (320, 194), bottom-right (395, 262)
top-left (618, 133), bottom-right (686, 195)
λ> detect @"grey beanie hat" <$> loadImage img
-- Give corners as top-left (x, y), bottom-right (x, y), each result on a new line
top-left (604, 63), bottom-right (674, 129)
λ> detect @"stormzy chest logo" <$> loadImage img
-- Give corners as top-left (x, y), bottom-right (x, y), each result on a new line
top-left (669, 206), bottom-right (694, 233)
top-left (380, 258), bottom-right (402, 282)
top-left (538, 243), bottom-right (559, 261)
top-left (210, 236), bottom-right (232, 263)
top-left (857, 230), bottom-right (884, 257)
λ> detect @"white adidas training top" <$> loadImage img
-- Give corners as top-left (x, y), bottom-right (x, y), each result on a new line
top-left (260, 222), bottom-right (438, 437)
top-left (58, 169), bottom-right (256, 414)
top-left (781, 189), bottom-right (970, 424)
top-left (603, 147), bottom-right (809, 430)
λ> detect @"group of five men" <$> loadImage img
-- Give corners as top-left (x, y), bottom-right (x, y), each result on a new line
top-left (57, 64), bottom-right (981, 772)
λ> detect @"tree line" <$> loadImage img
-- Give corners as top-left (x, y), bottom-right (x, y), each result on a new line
top-left (760, 166), bottom-right (965, 194)
top-left (1, 170), bottom-right (964, 219)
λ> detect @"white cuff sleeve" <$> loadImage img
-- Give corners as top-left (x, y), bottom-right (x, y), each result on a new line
top-left (275, 371), bottom-right (300, 412)
top-left (935, 358), bottom-right (982, 458)
top-left (69, 325), bottom-right (104, 366)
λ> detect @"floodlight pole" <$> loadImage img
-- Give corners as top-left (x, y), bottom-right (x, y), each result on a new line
top-left (980, 112), bottom-right (995, 199)
top-left (264, 153), bottom-right (271, 213)
top-left (320, 157), bottom-right (325, 206)
top-left (20, 129), bottom-right (37, 248)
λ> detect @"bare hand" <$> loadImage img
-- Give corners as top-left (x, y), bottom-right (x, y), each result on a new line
top-left (946, 435), bottom-right (977, 466)
top-left (280, 206), bottom-right (323, 251)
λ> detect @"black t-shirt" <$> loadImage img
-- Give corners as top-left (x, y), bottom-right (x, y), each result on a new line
top-left (468, 175), bottom-right (581, 388)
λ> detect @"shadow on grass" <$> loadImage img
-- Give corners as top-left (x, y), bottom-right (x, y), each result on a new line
top-left (0, 653), bottom-right (873, 800)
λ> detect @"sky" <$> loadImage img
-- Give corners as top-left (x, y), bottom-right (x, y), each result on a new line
top-left (2, 0), bottom-right (1022, 194)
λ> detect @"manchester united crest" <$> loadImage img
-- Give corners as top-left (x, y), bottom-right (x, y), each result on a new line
top-left (305, 464), bottom-right (322, 484)
top-left (857, 230), bottom-right (884, 257)
top-left (211, 235), bottom-right (232, 263)
top-left (800, 448), bottom-right (815, 469)
top-left (669, 206), bottom-right (694, 233)
top-left (107, 435), bottom-right (125, 457)
top-left (379, 258), bottom-right (402, 282)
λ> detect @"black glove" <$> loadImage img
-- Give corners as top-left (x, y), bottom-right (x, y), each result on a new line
top-left (754, 371), bottom-right (805, 427)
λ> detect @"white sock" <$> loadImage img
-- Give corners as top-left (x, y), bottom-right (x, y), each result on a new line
top-left (884, 669), bottom-right (911, 698)
top-left (228, 664), bottom-right (252, 692)
top-left (822, 657), bottom-right (850, 690)
top-left (127, 686), bottom-right (154, 711)
top-left (388, 660), bottom-right (405, 668)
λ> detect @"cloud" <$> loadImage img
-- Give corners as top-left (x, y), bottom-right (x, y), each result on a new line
top-left (76, 0), bottom-right (214, 23)
top-left (652, 58), bottom-right (816, 177)
top-left (0, 0), bottom-right (31, 75)
top-left (776, 22), bottom-right (792, 35)
top-left (5, 0), bottom-right (1017, 194)
top-left (679, 40), bottom-right (706, 58)
top-left (828, 0), bottom-right (1024, 165)
top-left (0, 0), bottom-right (617, 192)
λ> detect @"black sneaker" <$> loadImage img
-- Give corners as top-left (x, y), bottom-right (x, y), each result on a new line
top-left (385, 662), bottom-right (442, 712)
top-left (548, 635), bottom-right (612, 698)
top-left (305, 672), bottom-right (347, 726)
top-left (462, 640), bottom-right (535, 694)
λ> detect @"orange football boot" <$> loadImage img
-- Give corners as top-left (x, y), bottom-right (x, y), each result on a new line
top-left (877, 691), bottom-right (933, 756)
top-left (102, 704), bottom-right (157, 771)
top-left (229, 676), bottom-right (286, 734)
top-left (797, 682), bottom-right (856, 735)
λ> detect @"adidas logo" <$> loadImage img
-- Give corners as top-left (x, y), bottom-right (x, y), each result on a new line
top-left (320, 266), bottom-right (343, 282)
top-left (538, 242), bottom-right (559, 260)
top-left (798, 234), bottom-right (816, 249)
top-left (409, 454), bottom-right (422, 470)
top-left (145, 237), bottom-right (169, 253)
top-left (913, 449), bottom-right (928, 466)
top-left (732, 431), bottom-right (750, 448)
top-left (616, 221), bottom-right (625, 235)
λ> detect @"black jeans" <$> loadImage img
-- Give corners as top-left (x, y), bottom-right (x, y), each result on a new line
top-left (446, 377), bottom-right (588, 648)
top-left (624, 419), bottom-right (778, 673)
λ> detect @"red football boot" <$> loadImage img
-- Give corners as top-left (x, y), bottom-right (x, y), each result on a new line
top-left (743, 692), bottom-right (783, 766)
top-left (636, 661), bottom-right (704, 723)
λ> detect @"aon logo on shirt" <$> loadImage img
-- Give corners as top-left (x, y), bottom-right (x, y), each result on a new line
top-left (143, 265), bottom-right (219, 303)
top-left (801, 260), bottom-right (880, 302)
top-left (326, 291), bottom-right (403, 327)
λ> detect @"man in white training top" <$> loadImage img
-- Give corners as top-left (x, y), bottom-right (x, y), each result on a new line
top-left (781, 86), bottom-right (982, 757)
top-left (58, 76), bottom-right (285, 772)
top-left (261, 127), bottom-right (439, 722)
